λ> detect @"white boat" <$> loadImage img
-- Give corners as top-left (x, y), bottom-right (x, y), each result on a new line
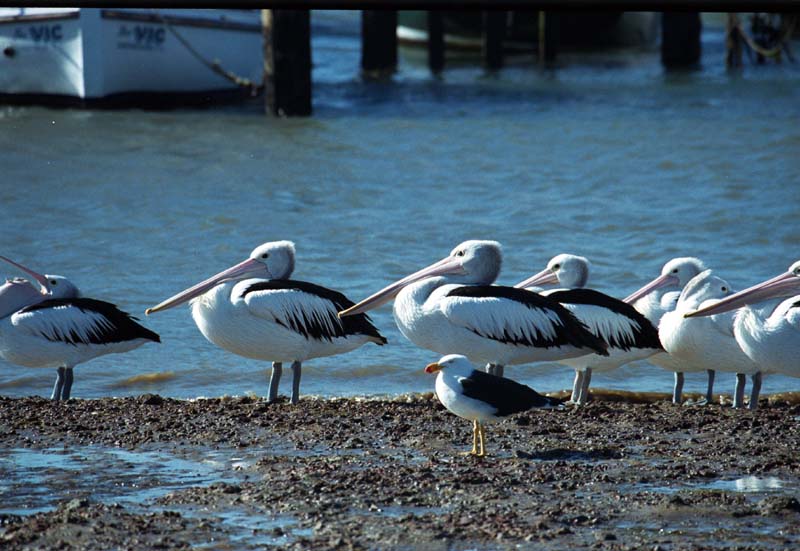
top-left (0, 8), bottom-right (264, 106)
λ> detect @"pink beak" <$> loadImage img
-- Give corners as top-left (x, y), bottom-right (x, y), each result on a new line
top-left (146, 257), bottom-right (267, 315)
top-left (338, 255), bottom-right (466, 318)
top-left (685, 269), bottom-right (800, 318)
top-left (624, 273), bottom-right (679, 304)
top-left (0, 255), bottom-right (50, 294)
top-left (514, 267), bottom-right (559, 289)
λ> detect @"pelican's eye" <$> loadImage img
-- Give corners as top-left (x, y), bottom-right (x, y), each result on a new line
top-left (552, 264), bottom-right (561, 271)
top-left (261, 253), bottom-right (269, 259)
top-left (50, 279), bottom-right (58, 285)
top-left (721, 286), bottom-right (728, 293)
top-left (672, 268), bottom-right (679, 274)
top-left (455, 250), bottom-right (465, 257)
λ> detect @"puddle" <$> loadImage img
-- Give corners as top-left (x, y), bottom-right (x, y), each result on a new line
top-left (635, 476), bottom-right (788, 496)
top-left (0, 446), bottom-right (243, 515)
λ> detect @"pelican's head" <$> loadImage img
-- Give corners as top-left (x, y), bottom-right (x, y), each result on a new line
top-left (686, 260), bottom-right (800, 318)
top-left (424, 354), bottom-right (474, 377)
top-left (515, 253), bottom-right (590, 290)
top-left (146, 240), bottom-right (296, 315)
top-left (678, 270), bottom-right (733, 312)
top-left (0, 255), bottom-right (80, 298)
top-left (624, 257), bottom-right (706, 304)
top-left (338, 240), bottom-right (502, 318)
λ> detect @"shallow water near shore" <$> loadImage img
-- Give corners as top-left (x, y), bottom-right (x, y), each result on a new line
top-left (1, 12), bottom-right (799, 402)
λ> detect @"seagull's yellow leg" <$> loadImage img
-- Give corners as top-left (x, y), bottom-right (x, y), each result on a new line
top-left (460, 419), bottom-right (479, 455)
top-left (476, 421), bottom-right (486, 458)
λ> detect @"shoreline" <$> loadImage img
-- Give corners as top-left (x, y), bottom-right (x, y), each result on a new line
top-left (2, 395), bottom-right (800, 549)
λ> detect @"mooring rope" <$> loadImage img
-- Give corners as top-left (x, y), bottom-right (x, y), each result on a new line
top-left (153, 11), bottom-right (263, 96)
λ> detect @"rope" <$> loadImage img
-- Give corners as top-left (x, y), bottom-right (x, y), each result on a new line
top-left (731, 13), bottom-right (797, 61)
top-left (153, 11), bottom-right (263, 96)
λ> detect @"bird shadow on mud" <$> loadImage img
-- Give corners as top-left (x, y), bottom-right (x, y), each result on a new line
top-left (513, 447), bottom-right (623, 461)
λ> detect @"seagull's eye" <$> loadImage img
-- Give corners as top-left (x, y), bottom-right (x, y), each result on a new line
top-left (50, 279), bottom-right (57, 285)
top-left (261, 253), bottom-right (269, 259)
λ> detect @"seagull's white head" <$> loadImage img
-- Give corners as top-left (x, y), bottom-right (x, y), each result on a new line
top-left (424, 354), bottom-right (474, 377)
top-left (146, 240), bottom-right (296, 315)
top-left (338, 240), bottom-right (502, 318)
top-left (624, 256), bottom-right (706, 304)
top-left (515, 253), bottom-right (590, 290)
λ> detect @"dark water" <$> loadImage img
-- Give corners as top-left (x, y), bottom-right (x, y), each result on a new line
top-left (1, 12), bottom-right (799, 400)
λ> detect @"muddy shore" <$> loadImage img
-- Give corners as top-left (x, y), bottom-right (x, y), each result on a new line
top-left (2, 393), bottom-right (800, 550)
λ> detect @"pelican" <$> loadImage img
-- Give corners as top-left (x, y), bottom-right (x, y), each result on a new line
top-left (339, 240), bottom-right (607, 378)
top-left (624, 257), bottom-right (711, 404)
top-left (425, 354), bottom-right (563, 457)
top-left (146, 241), bottom-right (386, 404)
top-left (659, 270), bottom-right (762, 409)
top-left (515, 254), bottom-right (662, 405)
top-left (0, 256), bottom-right (160, 401)
top-left (686, 260), bottom-right (800, 381)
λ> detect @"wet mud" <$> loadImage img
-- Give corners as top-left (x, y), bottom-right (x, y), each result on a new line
top-left (1, 393), bottom-right (799, 550)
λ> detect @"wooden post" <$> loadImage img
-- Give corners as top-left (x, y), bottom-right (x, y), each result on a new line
top-left (361, 11), bottom-right (397, 78)
top-left (427, 11), bottom-right (445, 73)
top-left (726, 13), bottom-right (743, 68)
top-left (538, 11), bottom-right (559, 67)
top-left (262, 10), bottom-right (312, 117)
top-left (661, 12), bottom-right (702, 68)
top-left (483, 11), bottom-right (505, 70)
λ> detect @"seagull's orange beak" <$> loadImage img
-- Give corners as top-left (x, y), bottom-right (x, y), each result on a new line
top-left (424, 362), bottom-right (443, 374)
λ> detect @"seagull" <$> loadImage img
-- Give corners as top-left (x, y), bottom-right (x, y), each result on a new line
top-left (624, 257), bottom-right (711, 404)
top-left (424, 354), bottom-right (564, 457)
top-left (145, 241), bottom-right (386, 404)
top-left (685, 260), bottom-right (800, 381)
top-left (0, 256), bottom-right (160, 401)
top-left (659, 270), bottom-right (762, 409)
top-left (338, 240), bottom-right (607, 379)
top-left (515, 253), bottom-right (662, 405)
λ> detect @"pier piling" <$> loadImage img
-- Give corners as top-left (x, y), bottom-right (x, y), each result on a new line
top-left (361, 11), bottom-right (398, 78)
top-left (661, 12), bottom-right (702, 68)
top-left (483, 11), bottom-right (506, 70)
top-left (427, 11), bottom-right (445, 73)
top-left (262, 9), bottom-right (312, 117)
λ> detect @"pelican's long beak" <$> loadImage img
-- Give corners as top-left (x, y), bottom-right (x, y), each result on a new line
top-left (146, 258), bottom-right (266, 315)
top-left (685, 270), bottom-right (799, 318)
top-left (424, 362), bottom-right (443, 374)
top-left (0, 255), bottom-right (50, 294)
top-left (514, 267), bottom-right (558, 289)
top-left (624, 273), bottom-right (679, 304)
top-left (338, 256), bottom-right (466, 317)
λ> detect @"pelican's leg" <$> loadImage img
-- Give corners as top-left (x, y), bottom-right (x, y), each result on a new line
top-left (704, 369), bottom-right (715, 404)
top-left (51, 366), bottom-right (65, 401)
top-left (476, 421), bottom-right (486, 458)
top-left (290, 361), bottom-right (302, 405)
top-left (733, 373), bottom-right (746, 409)
top-left (577, 368), bottom-right (593, 405)
top-left (495, 365), bottom-right (504, 378)
top-left (268, 362), bottom-right (282, 402)
top-left (61, 367), bottom-right (74, 401)
top-left (461, 420), bottom-right (479, 455)
top-left (570, 371), bottom-right (584, 403)
top-left (673, 372), bottom-right (684, 404)
top-left (485, 363), bottom-right (494, 375)
top-left (748, 371), bottom-right (762, 411)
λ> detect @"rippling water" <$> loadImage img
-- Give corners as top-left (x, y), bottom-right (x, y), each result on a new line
top-left (1, 13), bottom-right (799, 400)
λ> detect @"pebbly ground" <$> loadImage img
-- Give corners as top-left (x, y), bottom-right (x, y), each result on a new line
top-left (1, 393), bottom-right (799, 550)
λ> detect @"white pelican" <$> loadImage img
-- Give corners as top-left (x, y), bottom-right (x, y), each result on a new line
top-left (515, 254), bottom-right (662, 405)
top-left (686, 260), bottom-right (800, 381)
top-left (0, 256), bottom-right (160, 401)
top-left (624, 257), bottom-right (710, 404)
top-left (659, 270), bottom-right (762, 409)
top-left (424, 354), bottom-right (563, 457)
top-left (339, 241), bottom-right (608, 379)
top-left (146, 241), bottom-right (386, 404)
